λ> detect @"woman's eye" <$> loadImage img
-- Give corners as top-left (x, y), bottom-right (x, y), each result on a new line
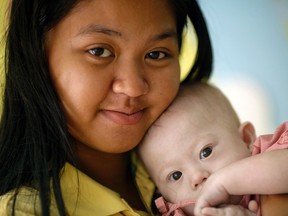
top-left (169, 171), bottom-right (182, 181)
top-left (200, 146), bottom-right (213, 159)
top-left (88, 47), bottom-right (112, 57)
top-left (145, 51), bottom-right (167, 60)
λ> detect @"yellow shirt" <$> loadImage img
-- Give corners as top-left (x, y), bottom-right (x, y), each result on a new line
top-left (0, 154), bottom-right (156, 216)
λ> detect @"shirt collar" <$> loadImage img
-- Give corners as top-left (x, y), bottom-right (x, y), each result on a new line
top-left (60, 163), bottom-right (134, 215)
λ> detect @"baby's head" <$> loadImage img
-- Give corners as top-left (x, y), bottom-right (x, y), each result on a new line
top-left (138, 83), bottom-right (256, 214)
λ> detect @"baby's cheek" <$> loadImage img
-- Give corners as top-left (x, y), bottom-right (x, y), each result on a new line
top-left (159, 186), bottom-right (179, 203)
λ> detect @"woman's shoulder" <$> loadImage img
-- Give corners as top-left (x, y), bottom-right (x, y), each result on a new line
top-left (0, 186), bottom-right (59, 216)
top-left (0, 186), bottom-right (40, 215)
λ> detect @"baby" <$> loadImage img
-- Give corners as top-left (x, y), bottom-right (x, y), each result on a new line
top-left (138, 83), bottom-right (288, 216)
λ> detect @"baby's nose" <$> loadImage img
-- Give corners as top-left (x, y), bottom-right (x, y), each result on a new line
top-left (190, 171), bottom-right (208, 190)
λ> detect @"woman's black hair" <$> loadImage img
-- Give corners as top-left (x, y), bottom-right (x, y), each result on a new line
top-left (171, 0), bottom-right (213, 83)
top-left (0, 1), bottom-right (79, 215)
top-left (0, 0), bottom-right (212, 215)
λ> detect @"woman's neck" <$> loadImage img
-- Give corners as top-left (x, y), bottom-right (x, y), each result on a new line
top-left (71, 143), bottom-right (146, 211)
top-left (72, 145), bottom-right (130, 190)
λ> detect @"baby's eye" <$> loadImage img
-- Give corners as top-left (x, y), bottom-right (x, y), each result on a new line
top-left (169, 171), bottom-right (182, 181)
top-left (88, 47), bottom-right (112, 57)
top-left (200, 146), bottom-right (213, 159)
top-left (145, 51), bottom-right (167, 60)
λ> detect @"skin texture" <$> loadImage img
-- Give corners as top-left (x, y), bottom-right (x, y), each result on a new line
top-left (45, 0), bottom-right (180, 210)
top-left (194, 149), bottom-right (288, 216)
top-left (140, 84), bottom-right (288, 216)
top-left (139, 84), bottom-right (256, 215)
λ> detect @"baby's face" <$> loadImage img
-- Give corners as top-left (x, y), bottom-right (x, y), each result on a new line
top-left (139, 103), bottom-right (252, 214)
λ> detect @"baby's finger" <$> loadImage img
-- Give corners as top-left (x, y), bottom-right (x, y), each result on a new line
top-left (201, 205), bottom-right (257, 216)
top-left (193, 200), bottom-right (210, 216)
top-left (201, 207), bottom-right (223, 216)
top-left (248, 200), bottom-right (258, 213)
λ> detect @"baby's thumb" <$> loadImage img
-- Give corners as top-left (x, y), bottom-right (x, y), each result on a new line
top-left (194, 199), bottom-right (209, 216)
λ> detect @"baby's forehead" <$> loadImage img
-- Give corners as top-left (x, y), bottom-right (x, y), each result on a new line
top-left (157, 98), bottom-right (193, 123)
top-left (153, 103), bottom-right (203, 132)
top-left (159, 86), bottom-right (236, 126)
top-left (140, 118), bottom-right (183, 159)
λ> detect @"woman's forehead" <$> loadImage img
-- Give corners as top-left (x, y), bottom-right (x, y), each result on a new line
top-left (67, 1), bottom-right (176, 32)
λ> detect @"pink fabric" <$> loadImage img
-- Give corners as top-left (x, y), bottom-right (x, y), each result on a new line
top-left (155, 196), bottom-right (195, 216)
top-left (241, 122), bottom-right (288, 216)
top-left (155, 122), bottom-right (288, 216)
top-left (252, 121), bottom-right (288, 155)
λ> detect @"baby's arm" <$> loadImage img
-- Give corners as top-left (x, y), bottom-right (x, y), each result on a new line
top-left (194, 149), bottom-right (288, 215)
top-left (199, 202), bottom-right (257, 216)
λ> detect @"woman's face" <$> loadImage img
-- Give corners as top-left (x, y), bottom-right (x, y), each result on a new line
top-left (46, 0), bottom-right (180, 154)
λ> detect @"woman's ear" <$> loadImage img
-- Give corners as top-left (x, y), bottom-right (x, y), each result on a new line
top-left (238, 121), bottom-right (257, 149)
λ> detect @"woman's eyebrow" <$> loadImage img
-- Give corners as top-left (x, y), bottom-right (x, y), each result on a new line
top-left (76, 24), bottom-right (122, 37)
top-left (76, 24), bottom-right (177, 42)
top-left (151, 30), bottom-right (178, 43)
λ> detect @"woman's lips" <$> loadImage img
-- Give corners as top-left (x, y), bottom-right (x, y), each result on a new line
top-left (101, 110), bottom-right (144, 125)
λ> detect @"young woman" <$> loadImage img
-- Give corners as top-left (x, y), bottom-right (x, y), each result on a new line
top-left (0, 0), bottom-right (212, 215)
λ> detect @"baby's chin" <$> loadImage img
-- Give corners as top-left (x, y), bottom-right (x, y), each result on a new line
top-left (230, 195), bottom-right (244, 205)
top-left (183, 205), bottom-right (195, 216)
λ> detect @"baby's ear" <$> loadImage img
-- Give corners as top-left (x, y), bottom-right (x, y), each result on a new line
top-left (238, 121), bottom-right (257, 149)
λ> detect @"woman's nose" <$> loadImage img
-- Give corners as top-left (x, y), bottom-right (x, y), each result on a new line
top-left (190, 170), bottom-right (209, 191)
top-left (112, 59), bottom-right (149, 97)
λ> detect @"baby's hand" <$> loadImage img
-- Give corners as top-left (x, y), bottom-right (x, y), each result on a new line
top-left (194, 176), bottom-right (231, 215)
top-left (247, 200), bottom-right (258, 213)
top-left (196, 204), bottom-right (257, 216)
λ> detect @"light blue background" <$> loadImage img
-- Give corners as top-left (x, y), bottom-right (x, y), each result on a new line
top-left (199, 0), bottom-right (288, 134)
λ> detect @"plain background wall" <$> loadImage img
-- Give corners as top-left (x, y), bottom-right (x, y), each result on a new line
top-left (199, 0), bottom-right (288, 135)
